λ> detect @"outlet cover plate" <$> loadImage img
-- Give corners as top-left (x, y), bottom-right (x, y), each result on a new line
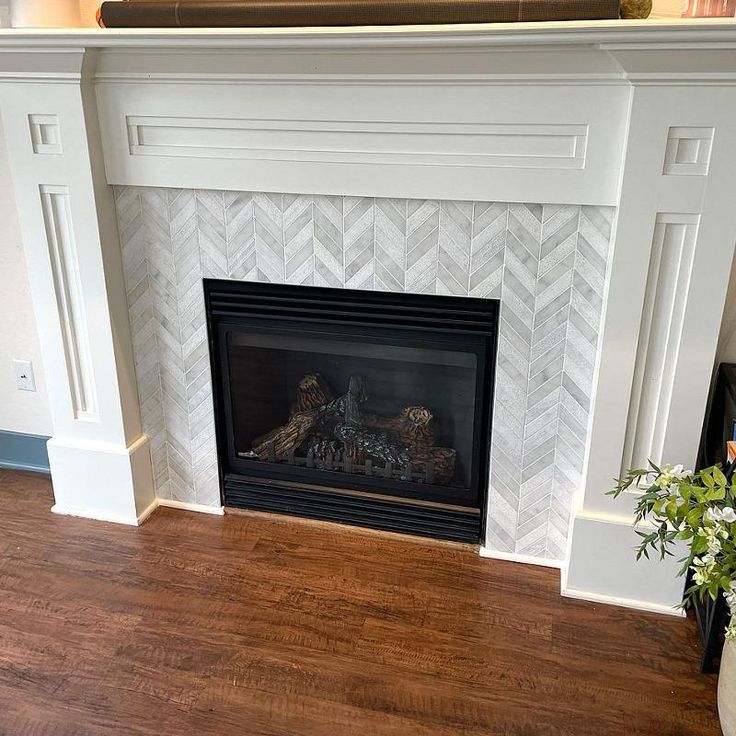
top-left (13, 359), bottom-right (36, 392)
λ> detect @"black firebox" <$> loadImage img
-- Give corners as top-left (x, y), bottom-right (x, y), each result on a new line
top-left (204, 279), bottom-right (498, 543)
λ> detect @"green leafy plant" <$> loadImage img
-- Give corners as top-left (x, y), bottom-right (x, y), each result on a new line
top-left (608, 462), bottom-right (736, 640)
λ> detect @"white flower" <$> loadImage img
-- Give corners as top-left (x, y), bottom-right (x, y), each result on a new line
top-left (727, 617), bottom-right (736, 642)
top-left (655, 465), bottom-right (677, 488)
top-left (693, 571), bottom-right (710, 586)
top-left (672, 464), bottom-right (692, 479)
top-left (708, 539), bottom-right (723, 555)
top-left (692, 556), bottom-right (716, 586)
top-left (708, 532), bottom-right (723, 554)
top-left (706, 507), bottom-right (721, 522)
top-left (722, 507), bottom-right (736, 524)
top-left (727, 582), bottom-right (736, 614)
top-left (704, 507), bottom-right (736, 524)
top-left (698, 522), bottom-right (727, 554)
top-left (726, 591), bottom-right (736, 612)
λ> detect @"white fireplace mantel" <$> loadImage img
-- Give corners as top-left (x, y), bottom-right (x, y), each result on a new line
top-left (2, 20), bottom-right (736, 615)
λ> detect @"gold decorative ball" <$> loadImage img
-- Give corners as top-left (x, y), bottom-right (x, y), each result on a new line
top-left (620, 0), bottom-right (653, 18)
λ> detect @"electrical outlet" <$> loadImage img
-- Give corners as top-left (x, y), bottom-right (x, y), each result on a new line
top-left (13, 359), bottom-right (36, 392)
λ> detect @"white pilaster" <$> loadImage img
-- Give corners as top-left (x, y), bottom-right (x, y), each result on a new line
top-left (0, 51), bottom-right (155, 524)
top-left (564, 78), bottom-right (736, 612)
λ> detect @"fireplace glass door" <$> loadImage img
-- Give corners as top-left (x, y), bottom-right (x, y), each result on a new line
top-left (206, 279), bottom-right (498, 542)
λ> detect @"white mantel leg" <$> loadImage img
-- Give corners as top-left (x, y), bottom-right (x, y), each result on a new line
top-left (0, 77), bottom-right (156, 524)
top-left (563, 84), bottom-right (736, 614)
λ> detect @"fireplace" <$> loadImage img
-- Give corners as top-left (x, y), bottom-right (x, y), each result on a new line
top-left (4, 26), bottom-right (732, 612)
top-left (204, 279), bottom-right (498, 542)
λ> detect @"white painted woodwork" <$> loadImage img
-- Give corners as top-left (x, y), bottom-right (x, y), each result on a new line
top-left (2, 22), bottom-right (736, 612)
top-left (29, 114), bottom-right (62, 154)
top-left (0, 72), bottom-right (155, 523)
top-left (621, 213), bottom-right (699, 474)
top-left (663, 127), bottom-right (714, 176)
top-left (39, 184), bottom-right (98, 421)
top-left (98, 82), bottom-right (623, 203)
top-left (565, 81), bottom-right (736, 611)
top-left (125, 117), bottom-right (589, 169)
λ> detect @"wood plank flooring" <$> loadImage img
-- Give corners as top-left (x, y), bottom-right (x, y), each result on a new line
top-left (0, 469), bottom-right (721, 735)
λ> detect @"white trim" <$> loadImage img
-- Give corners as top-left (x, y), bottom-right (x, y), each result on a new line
top-left (95, 73), bottom-right (627, 86)
top-left (573, 507), bottom-right (659, 530)
top-left (136, 497), bottom-right (159, 525)
top-left (157, 498), bottom-right (225, 516)
top-left (561, 585), bottom-right (686, 618)
top-left (479, 546), bottom-right (564, 569)
top-left (39, 184), bottom-right (99, 422)
top-left (1, 22), bottom-right (736, 49)
top-left (50, 497), bottom-right (223, 524)
top-left (51, 503), bottom-right (140, 526)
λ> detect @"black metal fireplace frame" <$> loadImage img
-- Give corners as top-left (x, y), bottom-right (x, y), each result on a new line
top-left (204, 278), bottom-right (499, 543)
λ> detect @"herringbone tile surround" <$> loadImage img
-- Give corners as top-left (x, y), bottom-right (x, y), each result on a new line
top-left (115, 187), bottom-right (613, 562)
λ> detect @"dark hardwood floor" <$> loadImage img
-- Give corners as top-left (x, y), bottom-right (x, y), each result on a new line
top-left (0, 469), bottom-right (721, 735)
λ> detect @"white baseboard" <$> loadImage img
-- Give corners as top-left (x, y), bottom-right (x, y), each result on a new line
top-left (479, 546), bottom-right (564, 569)
top-left (0, 460), bottom-right (51, 474)
top-left (51, 496), bottom-right (224, 524)
top-left (561, 585), bottom-right (685, 618)
top-left (157, 498), bottom-right (225, 515)
top-left (136, 497), bottom-right (159, 524)
top-left (51, 503), bottom-right (140, 526)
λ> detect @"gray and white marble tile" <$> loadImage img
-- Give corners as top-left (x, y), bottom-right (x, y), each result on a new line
top-left (115, 186), bottom-right (614, 562)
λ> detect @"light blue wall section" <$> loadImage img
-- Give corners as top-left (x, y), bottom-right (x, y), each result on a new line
top-left (0, 430), bottom-right (50, 473)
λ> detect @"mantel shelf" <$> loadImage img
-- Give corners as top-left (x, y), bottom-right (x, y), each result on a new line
top-left (2, 18), bottom-right (736, 90)
top-left (0, 17), bottom-right (736, 50)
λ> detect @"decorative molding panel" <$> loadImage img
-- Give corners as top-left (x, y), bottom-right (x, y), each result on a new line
top-left (126, 115), bottom-right (589, 170)
top-left (98, 82), bottom-right (628, 204)
top-left (28, 114), bottom-right (62, 155)
top-left (663, 127), bottom-right (714, 176)
top-left (621, 213), bottom-right (699, 472)
top-left (39, 185), bottom-right (98, 421)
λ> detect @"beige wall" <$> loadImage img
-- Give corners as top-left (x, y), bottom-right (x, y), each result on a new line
top-left (0, 1), bottom-right (102, 28)
top-left (0, 116), bottom-right (52, 436)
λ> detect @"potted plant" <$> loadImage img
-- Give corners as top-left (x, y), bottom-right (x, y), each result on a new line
top-left (609, 463), bottom-right (736, 734)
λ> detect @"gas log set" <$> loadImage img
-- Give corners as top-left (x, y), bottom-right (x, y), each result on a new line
top-left (249, 372), bottom-right (458, 485)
